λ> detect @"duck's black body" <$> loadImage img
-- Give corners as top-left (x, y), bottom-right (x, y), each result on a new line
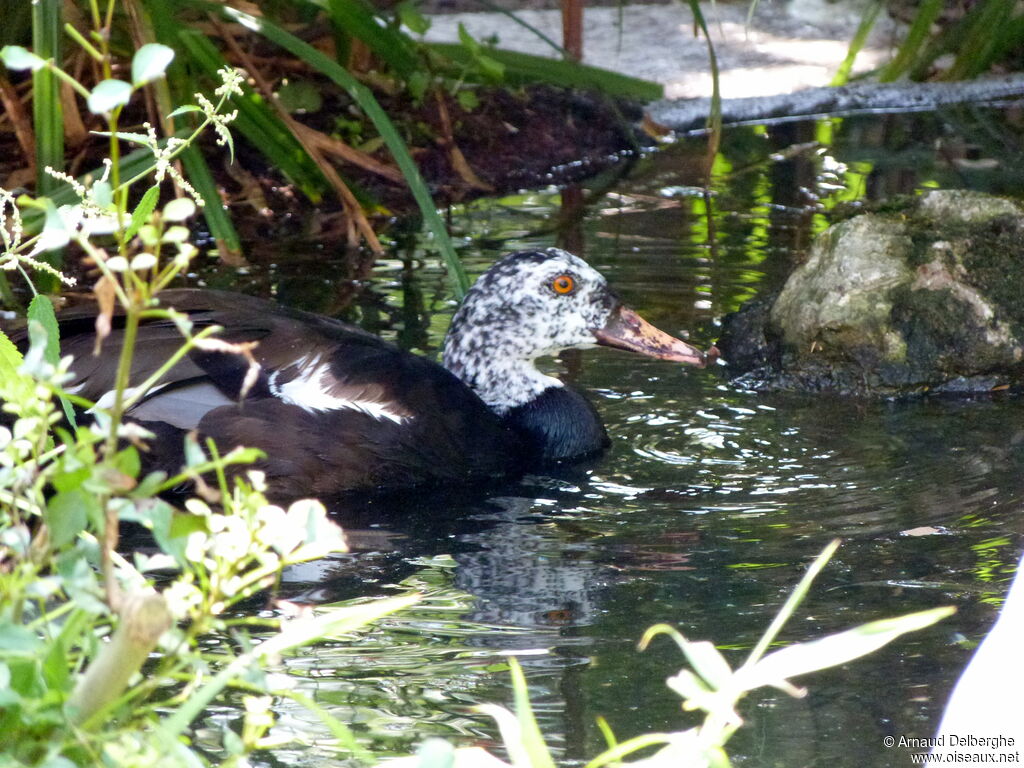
top-left (53, 290), bottom-right (538, 497)
top-left (17, 249), bottom-right (713, 497)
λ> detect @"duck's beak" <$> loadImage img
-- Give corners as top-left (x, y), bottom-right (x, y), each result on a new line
top-left (594, 305), bottom-right (715, 367)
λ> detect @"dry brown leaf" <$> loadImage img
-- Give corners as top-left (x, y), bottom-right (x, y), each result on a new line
top-left (93, 273), bottom-right (117, 355)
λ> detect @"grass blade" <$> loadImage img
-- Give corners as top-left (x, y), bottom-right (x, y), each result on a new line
top-left (680, 0), bottom-right (722, 170)
top-left (179, 145), bottom-right (243, 259)
top-left (471, 0), bottom-right (566, 55)
top-left (32, 0), bottom-right (63, 196)
top-left (879, 0), bottom-right (941, 82)
top-left (324, 0), bottom-right (419, 77)
top-left (831, 0), bottom-right (883, 86)
top-left (27, 295), bottom-right (76, 426)
top-left (944, 0), bottom-right (1015, 81)
top-left (743, 538), bottom-right (841, 668)
top-left (31, 0), bottom-right (65, 286)
top-left (426, 43), bottom-right (664, 101)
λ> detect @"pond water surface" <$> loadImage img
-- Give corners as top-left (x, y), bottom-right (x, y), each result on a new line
top-left (198, 106), bottom-right (1024, 767)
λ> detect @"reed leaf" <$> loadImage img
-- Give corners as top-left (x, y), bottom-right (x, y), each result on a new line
top-left (180, 145), bottom-right (243, 259)
top-left (324, 0), bottom-right (420, 78)
top-left (680, 0), bottom-right (721, 170)
top-left (831, 0), bottom-right (883, 86)
top-left (879, 0), bottom-right (942, 82)
top-left (32, 0), bottom-right (63, 196)
top-left (944, 0), bottom-right (1015, 81)
top-left (426, 43), bottom-right (664, 101)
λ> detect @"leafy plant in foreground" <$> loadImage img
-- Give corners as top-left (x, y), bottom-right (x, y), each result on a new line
top-left (0, 25), bottom-right (417, 768)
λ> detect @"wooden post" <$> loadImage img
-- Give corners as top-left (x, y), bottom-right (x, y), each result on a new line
top-left (562, 0), bottom-right (583, 61)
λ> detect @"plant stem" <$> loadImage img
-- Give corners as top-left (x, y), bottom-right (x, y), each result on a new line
top-left (742, 538), bottom-right (841, 668)
top-left (67, 590), bottom-right (172, 725)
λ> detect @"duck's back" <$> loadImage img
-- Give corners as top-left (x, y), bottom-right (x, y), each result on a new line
top-left (49, 290), bottom-right (525, 496)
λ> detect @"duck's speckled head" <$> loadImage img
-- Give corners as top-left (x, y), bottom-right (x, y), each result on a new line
top-left (442, 248), bottom-right (710, 413)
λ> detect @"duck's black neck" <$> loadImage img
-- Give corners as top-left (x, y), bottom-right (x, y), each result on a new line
top-left (502, 386), bottom-right (610, 463)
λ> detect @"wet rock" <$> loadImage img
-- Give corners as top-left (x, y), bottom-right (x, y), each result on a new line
top-left (719, 189), bottom-right (1024, 395)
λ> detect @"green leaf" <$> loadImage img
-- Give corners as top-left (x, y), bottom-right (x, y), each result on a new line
top-left (125, 185), bottom-right (160, 242)
top-left (42, 609), bottom-right (89, 692)
top-left (131, 42), bottom-right (175, 86)
top-left (223, 728), bottom-right (244, 756)
top-left (114, 446), bottom-right (141, 478)
top-left (167, 104), bottom-right (203, 118)
top-left (476, 54), bottom-right (505, 82)
top-left (407, 70), bottom-right (429, 101)
top-left (52, 463), bottom-right (90, 493)
top-left (681, 640), bottom-right (734, 690)
top-left (426, 43), bottom-right (664, 101)
top-left (0, 624), bottom-right (43, 654)
top-left (397, 1), bottom-right (431, 35)
top-left (90, 130), bottom-right (153, 146)
top-left (27, 294), bottom-right (76, 426)
top-left (0, 330), bottom-right (31, 403)
top-left (131, 470), bottom-right (168, 498)
top-left (45, 489), bottom-right (99, 548)
top-left (457, 23), bottom-right (481, 55)
top-left (27, 295), bottom-right (60, 369)
top-left (39, 199), bottom-right (71, 251)
top-left (138, 502), bottom-right (194, 567)
top-left (455, 89), bottom-right (479, 111)
top-left (737, 607), bottom-right (956, 692)
top-left (87, 79), bottom-right (133, 114)
top-left (0, 44), bottom-right (46, 71)
top-left (92, 180), bottom-right (113, 208)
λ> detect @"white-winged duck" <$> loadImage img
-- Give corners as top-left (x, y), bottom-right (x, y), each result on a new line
top-left (48, 248), bottom-right (715, 497)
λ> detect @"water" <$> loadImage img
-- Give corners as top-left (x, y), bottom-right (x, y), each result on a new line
top-left (194, 107), bottom-right (1024, 766)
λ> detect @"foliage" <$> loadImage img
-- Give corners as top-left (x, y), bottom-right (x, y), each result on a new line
top-left (3, 0), bottom-right (663, 301)
top-left (0, 29), bottom-right (417, 767)
top-left (871, 0), bottom-right (1024, 82)
top-left (386, 540), bottom-right (954, 768)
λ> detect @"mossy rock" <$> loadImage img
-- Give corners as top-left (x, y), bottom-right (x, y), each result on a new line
top-left (719, 189), bottom-right (1024, 395)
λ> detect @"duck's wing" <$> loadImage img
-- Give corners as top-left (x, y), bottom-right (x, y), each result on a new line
top-left (32, 289), bottom-right (361, 413)
top-left (195, 322), bottom-right (524, 495)
top-left (41, 289), bottom-right (522, 494)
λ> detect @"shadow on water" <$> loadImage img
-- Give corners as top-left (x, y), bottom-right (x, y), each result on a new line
top-left (194, 106), bottom-right (1024, 766)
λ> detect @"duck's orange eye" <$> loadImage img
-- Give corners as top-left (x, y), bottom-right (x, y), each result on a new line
top-left (552, 275), bottom-right (575, 294)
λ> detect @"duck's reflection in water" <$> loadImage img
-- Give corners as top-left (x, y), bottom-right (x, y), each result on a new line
top-left (281, 467), bottom-right (627, 635)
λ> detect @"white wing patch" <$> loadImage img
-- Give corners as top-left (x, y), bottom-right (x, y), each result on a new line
top-left (268, 356), bottom-right (411, 425)
top-left (91, 384), bottom-right (159, 412)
